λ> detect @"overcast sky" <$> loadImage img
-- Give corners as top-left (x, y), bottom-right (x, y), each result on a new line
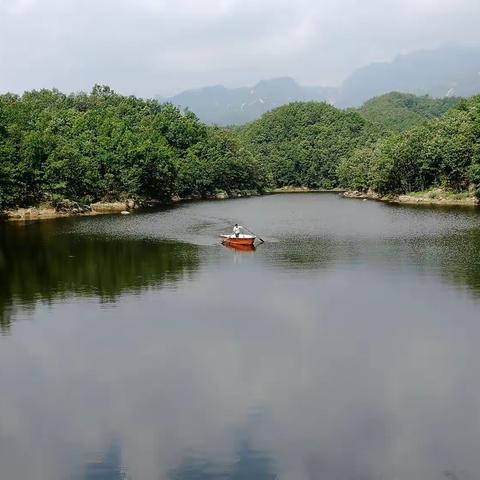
top-left (1, 0), bottom-right (480, 97)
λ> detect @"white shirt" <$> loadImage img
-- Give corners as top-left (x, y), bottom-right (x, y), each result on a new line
top-left (233, 225), bottom-right (241, 235)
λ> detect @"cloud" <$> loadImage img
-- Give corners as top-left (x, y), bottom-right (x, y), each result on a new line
top-left (0, 0), bottom-right (480, 96)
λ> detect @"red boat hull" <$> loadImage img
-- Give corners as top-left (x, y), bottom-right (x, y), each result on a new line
top-left (220, 235), bottom-right (256, 246)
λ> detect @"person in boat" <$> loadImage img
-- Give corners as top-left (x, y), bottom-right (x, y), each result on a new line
top-left (233, 224), bottom-right (242, 237)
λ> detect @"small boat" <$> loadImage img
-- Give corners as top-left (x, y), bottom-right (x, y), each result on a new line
top-left (220, 234), bottom-right (256, 246)
top-left (224, 243), bottom-right (256, 252)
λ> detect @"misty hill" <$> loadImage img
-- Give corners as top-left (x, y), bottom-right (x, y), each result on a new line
top-left (161, 45), bottom-right (480, 125)
top-left (159, 77), bottom-right (335, 125)
top-left (358, 92), bottom-right (462, 132)
top-left (337, 44), bottom-right (480, 107)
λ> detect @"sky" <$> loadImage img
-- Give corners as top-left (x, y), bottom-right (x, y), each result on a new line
top-left (1, 0), bottom-right (480, 97)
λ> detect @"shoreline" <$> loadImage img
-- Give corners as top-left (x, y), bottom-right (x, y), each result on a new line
top-left (2, 201), bottom-right (135, 222)
top-left (343, 190), bottom-right (479, 207)
top-left (270, 186), bottom-right (346, 194)
top-left (1, 190), bottom-right (260, 222)
top-left (4, 188), bottom-right (478, 222)
top-left (1, 188), bottom-right (344, 222)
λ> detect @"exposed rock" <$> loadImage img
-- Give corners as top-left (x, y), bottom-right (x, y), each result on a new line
top-left (54, 199), bottom-right (91, 213)
top-left (91, 202), bottom-right (127, 213)
top-left (343, 190), bottom-right (375, 199)
top-left (344, 189), bottom-right (479, 206)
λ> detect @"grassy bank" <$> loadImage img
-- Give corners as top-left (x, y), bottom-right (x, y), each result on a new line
top-left (344, 188), bottom-right (479, 206)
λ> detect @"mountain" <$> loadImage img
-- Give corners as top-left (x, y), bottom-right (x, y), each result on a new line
top-left (336, 44), bottom-right (480, 107)
top-left (159, 77), bottom-right (335, 126)
top-left (160, 45), bottom-right (480, 125)
top-left (358, 92), bottom-right (462, 132)
top-left (238, 101), bottom-right (379, 189)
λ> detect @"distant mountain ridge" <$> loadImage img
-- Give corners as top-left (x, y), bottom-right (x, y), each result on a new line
top-left (158, 77), bottom-right (335, 125)
top-left (336, 44), bottom-right (480, 107)
top-left (160, 45), bottom-right (480, 125)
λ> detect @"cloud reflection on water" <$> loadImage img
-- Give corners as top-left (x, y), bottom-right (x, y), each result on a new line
top-left (2, 195), bottom-right (480, 480)
top-left (1, 259), bottom-right (480, 480)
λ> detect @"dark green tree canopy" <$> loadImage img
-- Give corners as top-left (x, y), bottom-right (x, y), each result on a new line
top-left (338, 95), bottom-right (480, 196)
top-left (358, 92), bottom-right (461, 133)
top-left (239, 102), bottom-right (381, 188)
top-left (0, 87), bottom-right (266, 209)
top-left (1, 87), bottom-right (476, 211)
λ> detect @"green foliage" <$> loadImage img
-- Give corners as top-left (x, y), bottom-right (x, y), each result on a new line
top-left (239, 102), bottom-right (381, 189)
top-left (358, 92), bottom-right (461, 133)
top-left (0, 87), bottom-right (473, 210)
top-left (338, 95), bottom-right (480, 195)
top-left (337, 145), bottom-right (377, 191)
top-left (467, 147), bottom-right (480, 199)
top-left (175, 127), bottom-right (269, 197)
top-left (0, 86), bottom-right (267, 210)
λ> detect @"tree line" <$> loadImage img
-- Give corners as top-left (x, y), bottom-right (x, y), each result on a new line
top-left (0, 86), bottom-right (267, 210)
top-left (238, 93), bottom-right (480, 198)
top-left (338, 95), bottom-right (480, 196)
top-left (1, 87), bottom-right (479, 211)
top-left (237, 101), bottom-right (382, 189)
top-left (358, 92), bottom-right (461, 133)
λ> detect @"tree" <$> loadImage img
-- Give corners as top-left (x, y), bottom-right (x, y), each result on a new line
top-left (176, 128), bottom-right (268, 197)
top-left (239, 102), bottom-right (381, 188)
top-left (0, 87), bottom-right (270, 210)
top-left (338, 95), bottom-right (480, 195)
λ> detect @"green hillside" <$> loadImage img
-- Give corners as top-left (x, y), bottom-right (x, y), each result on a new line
top-left (239, 102), bottom-right (381, 189)
top-left (339, 96), bottom-right (480, 196)
top-left (1, 87), bottom-right (477, 212)
top-left (358, 92), bottom-right (461, 132)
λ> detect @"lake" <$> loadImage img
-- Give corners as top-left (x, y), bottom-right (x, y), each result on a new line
top-left (2, 193), bottom-right (480, 480)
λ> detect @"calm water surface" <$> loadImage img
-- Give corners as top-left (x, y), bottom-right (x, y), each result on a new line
top-left (2, 193), bottom-right (480, 480)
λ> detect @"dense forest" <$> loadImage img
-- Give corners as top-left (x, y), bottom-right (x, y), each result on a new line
top-left (357, 92), bottom-right (461, 132)
top-left (238, 102), bottom-right (381, 188)
top-left (238, 93), bottom-right (480, 197)
top-left (0, 86), bottom-right (267, 210)
top-left (338, 95), bottom-right (480, 196)
top-left (1, 87), bottom-right (479, 212)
